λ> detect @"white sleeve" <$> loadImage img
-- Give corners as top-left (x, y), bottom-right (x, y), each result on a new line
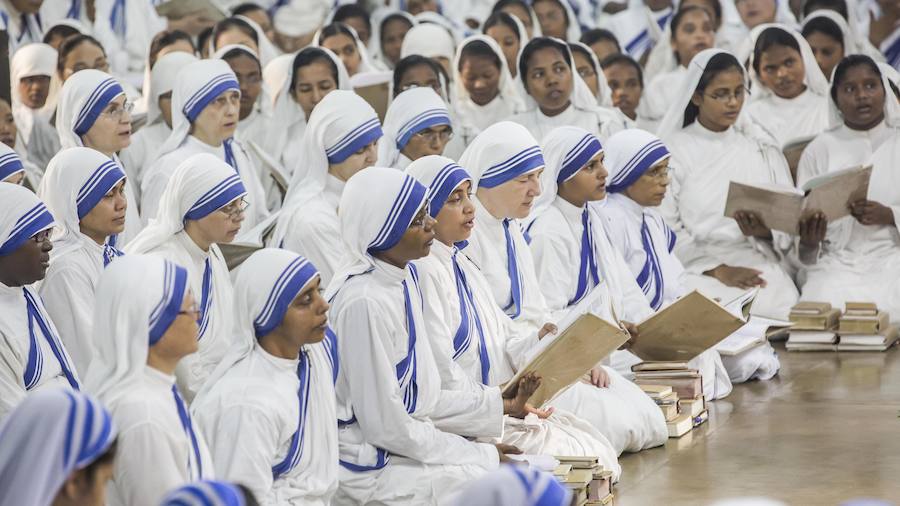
top-left (335, 297), bottom-right (499, 467)
top-left (658, 156), bottom-right (720, 274)
top-left (139, 171), bottom-right (166, 226)
top-left (281, 219), bottom-right (342, 287)
top-left (38, 265), bottom-right (93, 374)
top-left (0, 333), bottom-right (26, 419)
top-left (528, 226), bottom-right (576, 319)
top-left (113, 422), bottom-right (193, 506)
top-left (199, 405), bottom-right (277, 504)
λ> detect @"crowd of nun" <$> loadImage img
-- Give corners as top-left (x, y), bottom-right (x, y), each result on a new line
top-left (1, 0), bottom-right (899, 504)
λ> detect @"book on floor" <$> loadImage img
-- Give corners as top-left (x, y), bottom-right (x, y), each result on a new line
top-left (692, 410), bottom-right (710, 427)
top-left (635, 373), bottom-right (703, 400)
top-left (837, 325), bottom-right (899, 352)
top-left (637, 384), bottom-right (673, 398)
top-left (723, 165), bottom-right (872, 234)
top-left (667, 413), bottom-right (693, 438)
top-left (501, 313), bottom-right (629, 408)
top-left (679, 396), bottom-right (707, 418)
top-left (787, 331), bottom-right (838, 344)
top-left (839, 303), bottom-right (890, 335)
top-left (628, 290), bottom-right (751, 362)
top-left (788, 302), bottom-right (841, 331)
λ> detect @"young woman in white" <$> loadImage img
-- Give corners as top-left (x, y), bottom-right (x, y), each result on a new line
top-left (0, 388), bottom-right (117, 506)
top-left (745, 24), bottom-right (831, 148)
top-left (452, 35), bottom-right (525, 133)
top-left (270, 90), bottom-right (381, 287)
top-left (127, 154), bottom-right (246, 400)
top-left (377, 87), bottom-right (455, 170)
top-left (327, 167), bottom-right (508, 505)
top-left (0, 183), bottom-right (80, 418)
top-left (407, 155), bottom-right (621, 474)
top-left (795, 55), bottom-right (900, 317)
top-left (84, 254), bottom-right (213, 506)
top-left (508, 37), bottom-right (625, 143)
top-left (141, 59), bottom-right (267, 228)
top-left (37, 147), bottom-right (127, 374)
top-left (192, 249), bottom-right (338, 505)
top-left (599, 0), bottom-right (675, 63)
top-left (460, 121), bottom-right (667, 454)
top-left (55, 69), bottom-right (142, 244)
top-left (9, 43), bottom-right (59, 169)
top-left (657, 48), bottom-right (799, 320)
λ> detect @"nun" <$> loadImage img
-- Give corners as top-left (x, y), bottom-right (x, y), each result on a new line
top-left (55, 69), bottom-right (143, 244)
top-left (37, 148), bottom-right (127, 375)
top-left (92, 0), bottom-right (167, 83)
top-left (598, 128), bottom-right (738, 395)
top-left (483, 11), bottom-right (529, 79)
top-left (326, 167), bottom-right (509, 505)
top-left (400, 22), bottom-right (457, 79)
top-left (801, 9), bottom-right (854, 79)
top-left (657, 48), bottom-right (799, 320)
top-left (10, 43), bottom-right (61, 169)
top-left (0, 389), bottom-right (118, 506)
top-left (141, 59), bottom-right (268, 229)
top-left (369, 9), bottom-right (417, 70)
top-left (160, 480), bottom-right (260, 506)
top-left (406, 155), bottom-right (622, 472)
top-left (795, 55), bottom-right (900, 317)
top-left (459, 122), bottom-right (668, 454)
top-left (119, 52), bottom-right (200, 200)
top-left (262, 46), bottom-right (352, 174)
top-left (215, 44), bottom-right (272, 161)
top-left (314, 22), bottom-right (386, 79)
top-left (0, 143), bottom-right (28, 185)
top-left (531, 0), bottom-right (582, 41)
top-left (0, 183), bottom-right (80, 419)
top-left (569, 40), bottom-right (614, 108)
top-left (127, 154), bottom-right (246, 400)
top-left (0, 0), bottom-right (44, 50)
top-left (84, 254), bottom-right (213, 506)
top-left (191, 249), bottom-right (338, 505)
top-left (269, 90), bottom-right (381, 287)
top-left (377, 87), bottom-right (454, 170)
top-left (508, 37), bottom-right (625, 143)
top-left (745, 24), bottom-right (831, 148)
top-left (451, 35), bottom-right (525, 133)
top-left (599, 0), bottom-right (675, 63)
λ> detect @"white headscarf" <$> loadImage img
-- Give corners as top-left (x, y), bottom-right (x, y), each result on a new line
top-left (746, 23), bottom-right (830, 101)
top-left (0, 144), bottom-right (26, 182)
top-left (450, 465), bottom-right (571, 506)
top-left (457, 120), bottom-right (545, 193)
top-left (657, 48), bottom-right (760, 142)
top-left (54, 69), bottom-right (126, 149)
top-left (569, 40), bottom-right (613, 107)
top-left (826, 57), bottom-right (900, 129)
top-left (125, 153), bottom-right (248, 256)
top-left (154, 59), bottom-right (241, 161)
top-left (313, 22), bottom-right (382, 75)
top-left (369, 8), bottom-right (417, 69)
top-left (146, 52), bottom-right (200, 127)
top-left (452, 35), bottom-right (525, 127)
top-left (801, 6), bottom-right (885, 63)
top-left (273, 2), bottom-right (329, 38)
top-left (236, 14), bottom-right (281, 66)
top-left (377, 87), bottom-right (452, 168)
top-left (263, 46), bottom-right (352, 158)
top-left (400, 22), bottom-right (456, 63)
top-left (37, 147), bottom-right (127, 260)
top-left (83, 254), bottom-right (191, 405)
top-left (324, 166), bottom-right (428, 300)
top-left (213, 44), bottom-right (273, 134)
top-left (160, 480), bottom-right (248, 506)
top-left (270, 90), bottom-right (382, 247)
top-left (529, 125), bottom-right (604, 224)
top-left (800, 9), bottom-right (857, 56)
top-left (0, 388), bottom-right (117, 506)
top-left (878, 62), bottom-right (900, 88)
top-left (514, 36), bottom-right (600, 114)
top-left (10, 43), bottom-right (57, 138)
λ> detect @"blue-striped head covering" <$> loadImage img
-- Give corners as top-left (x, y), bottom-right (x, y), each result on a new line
top-left (160, 480), bottom-right (247, 506)
top-left (378, 87), bottom-right (451, 167)
top-left (458, 121), bottom-right (545, 190)
top-left (75, 159), bottom-right (126, 219)
top-left (0, 389), bottom-right (117, 506)
top-left (183, 171), bottom-right (247, 221)
top-left (367, 171), bottom-right (429, 253)
top-left (406, 155), bottom-right (472, 218)
top-left (0, 183), bottom-right (55, 256)
top-left (556, 130), bottom-right (603, 184)
top-left (55, 70), bottom-right (125, 149)
top-left (452, 465), bottom-right (571, 506)
top-left (249, 250), bottom-right (321, 338)
top-left (605, 128), bottom-right (670, 193)
top-left (148, 259), bottom-right (189, 346)
top-left (0, 144), bottom-right (25, 182)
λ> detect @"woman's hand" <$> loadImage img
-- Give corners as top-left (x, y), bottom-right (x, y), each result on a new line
top-left (704, 264), bottom-right (767, 289)
top-left (799, 211), bottom-right (827, 246)
top-left (734, 211), bottom-right (774, 240)
top-left (538, 322), bottom-right (558, 340)
top-left (850, 200), bottom-right (895, 226)
top-left (495, 443), bottom-right (523, 463)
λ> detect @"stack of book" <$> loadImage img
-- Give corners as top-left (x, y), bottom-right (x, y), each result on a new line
top-left (786, 302), bottom-right (841, 351)
top-left (640, 384), bottom-right (679, 421)
top-left (837, 303), bottom-right (898, 352)
top-left (632, 362), bottom-right (707, 438)
top-left (555, 456), bottom-right (614, 505)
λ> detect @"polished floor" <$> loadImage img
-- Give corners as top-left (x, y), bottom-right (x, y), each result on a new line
top-left (615, 343), bottom-right (900, 505)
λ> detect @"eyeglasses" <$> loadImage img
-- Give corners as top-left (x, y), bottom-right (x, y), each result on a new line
top-left (30, 229), bottom-right (51, 244)
top-left (101, 101), bottom-right (135, 120)
top-left (218, 198), bottom-right (249, 219)
top-left (414, 128), bottom-right (454, 143)
top-left (704, 87), bottom-right (750, 103)
top-left (641, 166), bottom-right (669, 181)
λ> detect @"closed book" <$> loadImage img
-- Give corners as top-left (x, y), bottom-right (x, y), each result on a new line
top-left (667, 414), bottom-right (693, 438)
top-left (789, 308), bottom-right (841, 330)
top-left (790, 301), bottom-right (833, 315)
top-left (632, 361), bottom-right (690, 372)
top-left (839, 311), bottom-right (889, 335)
top-left (692, 410), bottom-right (710, 427)
top-left (587, 473), bottom-right (612, 501)
top-left (787, 331), bottom-right (837, 344)
top-left (655, 392), bottom-right (679, 406)
top-left (659, 403), bottom-right (679, 421)
top-left (633, 369), bottom-right (700, 379)
top-left (556, 456), bottom-right (601, 469)
top-left (844, 301), bottom-right (879, 317)
top-left (635, 376), bottom-right (703, 399)
top-left (679, 397), bottom-right (706, 417)
top-left (837, 326), bottom-right (899, 351)
top-left (785, 342), bottom-right (838, 351)
top-left (638, 384), bottom-right (673, 398)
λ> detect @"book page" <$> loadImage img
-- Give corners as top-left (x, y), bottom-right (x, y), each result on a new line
top-left (502, 314), bottom-right (629, 408)
top-left (631, 291), bottom-right (746, 362)
top-left (724, 181), bottom-right (804, 234)
top-left (801, 165), bottom-right (872, 222)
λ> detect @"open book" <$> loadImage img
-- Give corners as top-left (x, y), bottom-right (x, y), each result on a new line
top-left (501, 313), bottom-right (629, 408)
top-left (627, 290), bottom-right (755, 362)
top-left (724, 165), bottom-right (872, 234)
top-left (217, 213), bottom-right (279, 271)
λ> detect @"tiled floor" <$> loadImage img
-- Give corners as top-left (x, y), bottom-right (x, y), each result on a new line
top-left (615, 344), bottom-right (900, 505)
